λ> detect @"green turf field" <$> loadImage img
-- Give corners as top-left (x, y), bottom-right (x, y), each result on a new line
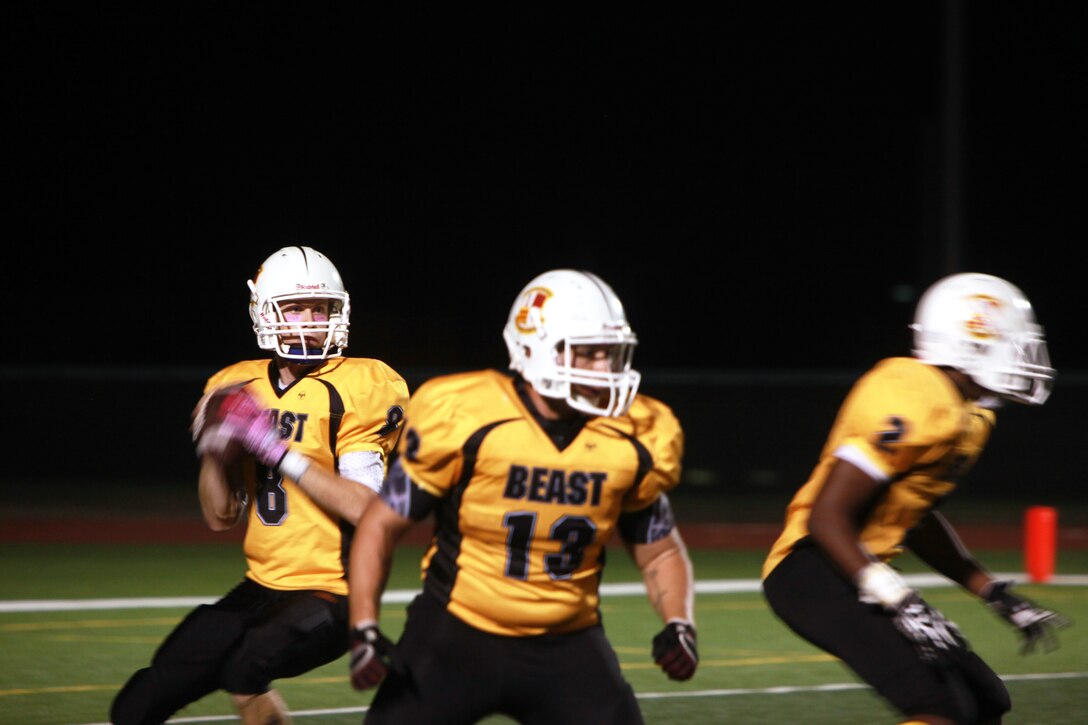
top-left (2, 544), bottom-right (1086, 724)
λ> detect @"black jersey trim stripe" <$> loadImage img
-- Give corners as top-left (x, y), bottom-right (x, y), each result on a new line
top-left (314, 378), bottom-right (346, 458)
top-left (423, 418), bottom-right (520, 605)
top-left (309, 378), bottom-right (349, 568)
top-left (601, 424), bottom-right (654, 488)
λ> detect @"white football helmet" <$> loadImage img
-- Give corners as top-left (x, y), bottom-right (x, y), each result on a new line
top-left (911, 272), bottom-right (1053, 405)
top-left (247, 246), bottom-right (351, 362)
top-left (503, 269), bottom-right (641, 417)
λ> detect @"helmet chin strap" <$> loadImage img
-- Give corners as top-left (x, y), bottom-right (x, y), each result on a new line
top-left (975, 395), bottom-right (1006, 410)
top-left (281, 344), bottom-right (335, 361)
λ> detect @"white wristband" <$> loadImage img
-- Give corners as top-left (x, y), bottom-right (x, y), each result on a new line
top-left (278, 450), bottom-right (312, 481)
top-left (855, 562), bottom-right (911, 610)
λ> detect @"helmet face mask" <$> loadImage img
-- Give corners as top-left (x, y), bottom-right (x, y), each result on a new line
top-left (911, 272), bottom-right (1054, 405)
top-left (503, 269), bottom-right (641, 417)
top-left (248, 246), bottom-right (351, 362)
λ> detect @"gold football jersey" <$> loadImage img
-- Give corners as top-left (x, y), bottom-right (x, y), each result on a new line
top-left (399, 369), bottom-right (684, 636)
top-left (762, 357), bottom-right (995, 579)
top-left (204, 357), bottom-right (409, 595)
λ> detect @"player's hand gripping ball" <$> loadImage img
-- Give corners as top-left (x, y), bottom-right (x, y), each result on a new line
top-left (191, 384), bottom-right (257, 464)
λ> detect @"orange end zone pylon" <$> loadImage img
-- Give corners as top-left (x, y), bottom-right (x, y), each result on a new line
top-left (1024, 505), bottom-right (1057, 583)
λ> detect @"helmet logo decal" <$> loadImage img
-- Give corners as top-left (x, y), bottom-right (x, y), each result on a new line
top-left (514, 287), bottom-right (552, 333)
top-left (963, 294), bottom-right (1003, 340)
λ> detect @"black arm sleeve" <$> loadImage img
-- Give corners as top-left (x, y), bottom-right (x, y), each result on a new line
top-left (618, 494), bottom-right (676, 545)
top-left (380, 457), bottom-right (442, 521)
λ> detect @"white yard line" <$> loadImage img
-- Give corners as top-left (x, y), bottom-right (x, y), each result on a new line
top-left (4, 573), bottom-right (1088, 613)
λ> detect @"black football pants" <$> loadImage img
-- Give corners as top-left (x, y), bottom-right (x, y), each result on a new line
top-left (365, 592), bottom-right (645, 725)
top-left (763, 544), bottom-right (1010, 723)
top-left (110, 579), bottom-right (348, 725)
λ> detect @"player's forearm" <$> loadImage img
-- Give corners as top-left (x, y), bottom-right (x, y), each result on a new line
top-left (293, 463), bottom-right (378, 523)
top-left (197, 457), bottom-right (243, 530)
top-left (348, 506), bottom-right (405, 625)
top-left (905, 511), bottom-right (991, 593)
top-left (349, 551), bottom-right (391, 626)
top-left (636, 531), bottom-right (695, 624)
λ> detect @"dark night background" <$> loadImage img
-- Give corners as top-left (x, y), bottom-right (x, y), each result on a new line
top-left (4, 3), bottom-right (1085, 506)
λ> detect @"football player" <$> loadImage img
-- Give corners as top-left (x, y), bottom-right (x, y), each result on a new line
top-left (761, 272), bottom-right (1070, 725)
top-left (346, 269), bottom-right (697, 724)
top-left (111, 246), bottom-right (409, 725)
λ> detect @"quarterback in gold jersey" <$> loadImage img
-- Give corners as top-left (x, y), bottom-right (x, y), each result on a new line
top-left (347, 269), bottom-right (696, 724)
top-left (762, 273), bottom-right (1069, 725)
top-left (112, 247), bottom-right (408, 725)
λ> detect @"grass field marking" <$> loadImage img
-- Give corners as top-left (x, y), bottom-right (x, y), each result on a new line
top-left (622, 653), bottom-right (838, 670)
top-left (8, 573), bottom-right (1088, 613)
top-left (0, 597), bottom-right (216, 613)
top-left (0, 590), bottom-right (411, 614)
top-left (0, 683), bottom-right (119, 697)
top-left (0, 617), bottom-right (180, 632)
top-left (636, 681), bottom-right (872, 700)
top-left (636, 671), bottom-right (1088, 700)
top-left (69, 672), bottom-right (1088, 725)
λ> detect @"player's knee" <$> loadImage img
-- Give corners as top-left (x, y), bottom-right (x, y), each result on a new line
top-left (976, 682), bottom-right (1012, 722)
top-left (221, 655), bottom-right (274, 695)
top-left (233, 689), bottom-right (292, 725)
top-left (885, 678), bottom-right (976, 724)
top-left (219, 632), bottom-right (284, 694)
top-left (903, 697), bottom-right (974, 723)
top-left (894, 683), bottom-right (1009, 725)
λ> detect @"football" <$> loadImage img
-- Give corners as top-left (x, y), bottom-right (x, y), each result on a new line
top-left (192, 384), bottom-right (252, 465)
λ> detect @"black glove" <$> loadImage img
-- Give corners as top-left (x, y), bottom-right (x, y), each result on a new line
top-left (652, 620), bottom-right (698, 681)
top-left (983, 580), bottom-right (1071, 654)
top-left (349, 623), bottom-right (394, 691)
top-left (891, 592), bottom-right (968, 665)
